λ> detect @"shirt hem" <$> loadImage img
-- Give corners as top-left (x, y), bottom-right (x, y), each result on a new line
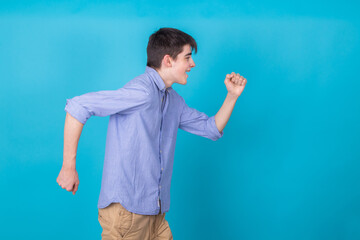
top-left (98, 199), bottom-right (168, 215)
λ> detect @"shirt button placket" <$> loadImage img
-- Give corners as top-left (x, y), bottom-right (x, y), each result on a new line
top-left (158, 91), bottom-right (165, 211)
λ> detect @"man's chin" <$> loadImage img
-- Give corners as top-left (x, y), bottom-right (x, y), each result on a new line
top-left (175, 78), bottom-right (187, 85)
top-left (177, 79), bottom-right (187, 85)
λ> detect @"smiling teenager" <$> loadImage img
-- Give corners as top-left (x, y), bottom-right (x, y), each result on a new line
top-left (56, 27), bottom-right (247, 240)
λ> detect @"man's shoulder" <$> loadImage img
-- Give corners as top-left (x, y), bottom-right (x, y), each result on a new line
top-left (123, 73), bottom-right (153, 94)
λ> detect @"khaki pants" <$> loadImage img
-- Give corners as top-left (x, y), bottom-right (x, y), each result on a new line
top-left (98, 202), bottom-right (173, 240)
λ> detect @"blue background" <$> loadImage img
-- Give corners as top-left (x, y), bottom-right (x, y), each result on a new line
top-left (1, 1), bottom-right (359, 239)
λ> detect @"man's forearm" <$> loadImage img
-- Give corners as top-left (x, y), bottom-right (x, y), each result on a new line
top-left (63, 113), bottom-right (84, 169)
top-left (214, 93), bottom-right (238, 133)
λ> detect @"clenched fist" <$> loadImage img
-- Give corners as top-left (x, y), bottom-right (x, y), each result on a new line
top-left (56, 166), bottom-right (79, 195)
top-left (224, 72), bottom-right (247, 97)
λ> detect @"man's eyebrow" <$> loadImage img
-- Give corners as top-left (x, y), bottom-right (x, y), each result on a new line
top-left (185, 52), bottom-right (192, 56)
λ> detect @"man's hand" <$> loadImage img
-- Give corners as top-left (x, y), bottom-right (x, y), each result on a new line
top-left (56, 166), bottom-right (79, 195)
top-left (224, 72), bottom-right (247, 97)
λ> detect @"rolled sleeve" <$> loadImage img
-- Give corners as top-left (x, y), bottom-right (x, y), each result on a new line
top-left (208, 115), bottom-right (224, 140)
top-left (65, 98), bottom-right (91, 124)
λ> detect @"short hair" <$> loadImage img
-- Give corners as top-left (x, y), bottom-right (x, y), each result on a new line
top-left (146, 28), bottom-right (197, 69)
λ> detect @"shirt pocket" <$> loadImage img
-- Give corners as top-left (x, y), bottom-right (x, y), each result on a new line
top-left (117, 204), bottom-right (134, 238)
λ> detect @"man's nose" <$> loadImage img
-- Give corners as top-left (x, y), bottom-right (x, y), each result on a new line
top-left (190, 59), bottom-right (196, 68)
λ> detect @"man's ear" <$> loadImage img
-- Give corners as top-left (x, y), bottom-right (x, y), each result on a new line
top-left (162, 55), bottom-right (173, 68)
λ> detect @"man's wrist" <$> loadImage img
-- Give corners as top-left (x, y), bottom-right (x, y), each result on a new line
top-left (63, 156), bottom-right (76, 170)
top-left (226, 92), bottom-right (239, 102)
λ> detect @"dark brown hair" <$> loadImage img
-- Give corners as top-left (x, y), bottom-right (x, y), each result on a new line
top-left (146, 28), bottom-right (197, 69)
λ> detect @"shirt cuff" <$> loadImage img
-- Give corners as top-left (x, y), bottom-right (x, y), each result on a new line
top-left (64, 99), bottom-right (91, 124)
top-left (208, 116), bottom-right (224, 141)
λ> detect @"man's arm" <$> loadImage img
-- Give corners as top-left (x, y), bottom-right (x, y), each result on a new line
top-left (56, 113), bottom-right (83, 195)
top-left (56, 82), bottom-right (150, 195)
top-left (215, 72), bottom-right (247, 132)
top-left (214, 94), bottom-right (238, 133)
top-left (178, 73), bottom-right (246, 140)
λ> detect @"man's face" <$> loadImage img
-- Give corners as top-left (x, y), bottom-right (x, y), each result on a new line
top-left (170, 44), bottom-right (196, 85)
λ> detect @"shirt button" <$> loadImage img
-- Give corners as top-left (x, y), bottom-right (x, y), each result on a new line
top-left (161, 168), bottom-right (164, 171)
top-left (160, 150), bottom-right (162, 153)
top-left (159, 186), bottom-right (162, 189)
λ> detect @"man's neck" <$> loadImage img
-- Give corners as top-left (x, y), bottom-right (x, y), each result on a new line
top-left (155, 68), bottom-right (173, 89)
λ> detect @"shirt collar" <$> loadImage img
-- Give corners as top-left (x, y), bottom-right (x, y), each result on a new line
top-left (145, 66), bottom-right (172, 92)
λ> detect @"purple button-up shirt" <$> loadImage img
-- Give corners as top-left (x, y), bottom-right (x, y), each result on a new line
top-left (64, 66), bottom-right (223, 215)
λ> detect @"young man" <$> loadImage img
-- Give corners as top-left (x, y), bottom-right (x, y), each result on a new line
top-left (56, 28), bottom-right (247, 240)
